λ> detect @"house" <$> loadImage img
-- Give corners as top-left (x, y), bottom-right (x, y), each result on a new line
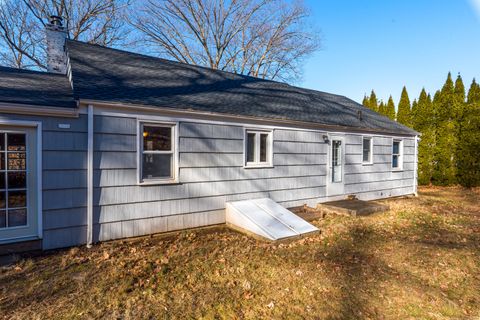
top-left (0, 17), bottom-right (418, 252)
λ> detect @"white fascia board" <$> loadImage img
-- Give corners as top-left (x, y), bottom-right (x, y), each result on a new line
top-left (79, 99), bottom-right (418, 137)
top-left (0, 102), bottom-right (79, 118)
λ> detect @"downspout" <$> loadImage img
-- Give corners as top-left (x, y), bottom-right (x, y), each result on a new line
top-left (413, 135), bottom-right (419, 196)
top-left (87, 104), bottom-right (94, 247)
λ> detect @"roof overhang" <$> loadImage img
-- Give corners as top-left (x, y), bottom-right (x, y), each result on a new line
top-left (79, 99), bottom-right (419, 136)
top-left (0, 101), bottom-right (79, 118)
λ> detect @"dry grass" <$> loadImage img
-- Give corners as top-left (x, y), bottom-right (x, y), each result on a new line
top-left (1, 186), bottom-right (479, 319)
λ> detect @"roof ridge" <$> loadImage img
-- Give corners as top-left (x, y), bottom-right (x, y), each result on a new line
top-left (66, 40), bottom-right (374, 107)
top-left (66, 39), bottom-right (282, 85)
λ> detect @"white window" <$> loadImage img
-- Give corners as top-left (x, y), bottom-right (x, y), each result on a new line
top-left (245, 129), bottom-right (272, 167)
top-left (139, 122), bottom-right (177, 183)
top-left (362, 136), bottom-right (373, 164)
top-left (392, 139), bottom-right (403, 170)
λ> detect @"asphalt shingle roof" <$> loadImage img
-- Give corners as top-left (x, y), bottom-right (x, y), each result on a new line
top-left (0, 66), bottom-right (76, 108)
top-left (66, 40), bottom-right (417, 135)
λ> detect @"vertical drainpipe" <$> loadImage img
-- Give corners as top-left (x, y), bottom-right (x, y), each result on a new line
top-left (87, 104), bottom-right (94, 247)
top-left (413, 135), bottom-right (419, 196)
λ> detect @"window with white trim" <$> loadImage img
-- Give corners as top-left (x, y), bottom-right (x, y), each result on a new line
top-left (362, 136), bottom-right (373, 164)
top-left (392, 139), bottom-right (403, 169)
top-left (140, 122), bottom-right (176, 183)
top-left (245, 130), bottom-right (272, 167)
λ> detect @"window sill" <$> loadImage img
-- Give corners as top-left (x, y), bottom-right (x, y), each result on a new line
top-left (138, 179), bottom-right (180, 186)
top-left (362, 162), bottom-right (374, 166)
top-left (392, 168), bottom-right (404, 172)
top-left (244, 164), bottom-right (274, 169)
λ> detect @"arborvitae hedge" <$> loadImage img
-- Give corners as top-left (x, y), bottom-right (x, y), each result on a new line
top-left (413, 89), bottom-right (435, 185)
top-left (362, 72), bottom-right (479, 187)
top-left (397, 86), bottom-right (412, 126)
top-left (456, 79), bottom-right (480, 187)
top-left (433, 73), bottom-right (457, 185)
top-left (386, 96), bottom-right (396, 120)
top-left (368, 90), bottom-right (379, 112)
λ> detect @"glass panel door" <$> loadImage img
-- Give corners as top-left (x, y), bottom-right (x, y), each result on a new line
top-left (0, 126), bottom-right (37, 244)
top-left (332, 140), bottom-right (342, 183)
top-left (0, 133), bottom-right (27, 229)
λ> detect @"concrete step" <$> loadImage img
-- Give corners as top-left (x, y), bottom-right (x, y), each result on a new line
top-left (318, 199), bottom-right (389, 217)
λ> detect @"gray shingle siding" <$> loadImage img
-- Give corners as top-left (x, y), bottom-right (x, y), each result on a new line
top-left (0, 113), bottom-right (88, 249)
top-left (0, 110), bottom-right (417, 250)
top-left (91, 115), bottom-right (330, 243)
top-left (86, 114), bottom-right (415, 245)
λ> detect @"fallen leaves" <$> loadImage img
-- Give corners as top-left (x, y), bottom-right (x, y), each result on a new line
top-left (1, 187), bottom-right (479, 319)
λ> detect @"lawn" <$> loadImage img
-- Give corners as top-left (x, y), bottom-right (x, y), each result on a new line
top-left (1, 186), bottom-right (479, 319)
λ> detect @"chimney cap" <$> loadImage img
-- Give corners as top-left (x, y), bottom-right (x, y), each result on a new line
top-left (49, 15), bottom-right (63, 27)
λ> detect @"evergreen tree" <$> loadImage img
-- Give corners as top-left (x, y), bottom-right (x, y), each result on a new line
top-left (467, 78), bottom-right (480, 102)
top-left (361, 73), bottom-right (479, 187)
top-left (456, 79), bottom-right (480, 187)
top-left (368, 90), bottom-right (378, 112)
top-left (378, 100), bottom-right (386, 115)
top-left (453, 74), bottom-right (466, 183)
top-left (386, 95), bottom-right (396, 120)
top-left (362, 94), bottom-right (369, 107)
top-left (454, 74), bottom-right (466, 106)
top-left (411, 99), bottom-right (418, 121)
top-left (397, 86), bottom-right (412, 126)
top-left (432, 72), bottom-right (457, 185)
top-left (414, 89), bottom-right (435, 185)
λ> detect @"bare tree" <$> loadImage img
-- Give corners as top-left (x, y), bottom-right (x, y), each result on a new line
top-left (0, 0), bottom-right (132, 69)
top-left (131, 0), bottom-right (320, 82)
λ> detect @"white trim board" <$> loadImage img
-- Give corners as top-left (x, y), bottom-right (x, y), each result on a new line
top-left (0, 102), bottom-right (79, 118)
top-left (82, 101), bottom-right (418, 137)
top-left (86, 105), bottom-right (94, 247)
top-left (90, 109), bottom-right (417, 140)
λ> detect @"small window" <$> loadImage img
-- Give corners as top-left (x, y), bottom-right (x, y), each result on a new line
top-left (139, 122), bottom-right (176, 183)
top-left (392, 140), bottom-right (403, 170)
top-left (362, 137), bottom-right (372, 164)
top-left (245, 130), bottom-right (272, 167)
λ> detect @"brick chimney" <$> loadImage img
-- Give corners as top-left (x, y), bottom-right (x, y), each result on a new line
top-left (46, 15), bottom-right (67, 74)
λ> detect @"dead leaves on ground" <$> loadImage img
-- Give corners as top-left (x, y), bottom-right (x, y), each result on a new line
top-left (1, 187), bottom-right (479, 319)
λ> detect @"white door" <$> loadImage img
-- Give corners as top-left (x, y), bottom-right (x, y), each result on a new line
top-left (327, 135), bottom-right (345, 197)
top-left (0, 126), bottom-right (38, 244)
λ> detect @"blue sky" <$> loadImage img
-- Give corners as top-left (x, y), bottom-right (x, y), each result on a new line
top-left (302, 0), bottom-right (480, 105)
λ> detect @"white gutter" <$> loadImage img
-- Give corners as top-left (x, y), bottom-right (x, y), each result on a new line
top-left (0, 102), bottom-right (79, 118)
top-left (86, 104), bottom-right (94, 247)
top-left (78, 99), bottom-right (419, 137)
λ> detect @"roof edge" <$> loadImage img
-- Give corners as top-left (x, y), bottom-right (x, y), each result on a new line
top-left (0, 102), bottom-right (79, 118)
top-left (79, 99), bottom-right (419, 136)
